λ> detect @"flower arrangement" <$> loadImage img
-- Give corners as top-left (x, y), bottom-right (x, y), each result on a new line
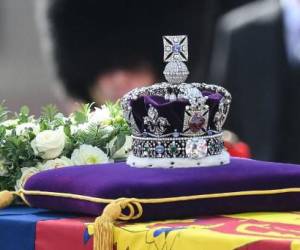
top-left (0, 102), bottom-right (131, 191)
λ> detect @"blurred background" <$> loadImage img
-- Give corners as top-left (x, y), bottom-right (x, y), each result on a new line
top-left (0, 0), bottom-right (299, 163)
top-left (0, 0), bottom-right (253, 114)
top-left (0, 0), bottom-right (64, 114)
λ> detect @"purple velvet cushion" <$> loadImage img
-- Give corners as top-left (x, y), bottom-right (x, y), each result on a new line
top-left (24, 158), bottom-right (300, 220)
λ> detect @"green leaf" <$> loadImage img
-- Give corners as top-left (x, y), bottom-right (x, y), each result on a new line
top-left (0, 126), bottom-right (6, 139)
top-left (39, 119), bottom-right (49, 131)
top-left (20, 106), bottom-right (29, 116)
top-left (18, 105), bottom-right (30, 123)
top-left (41, 104), bottom-right (58, 122)
top-left (64, 124), bottom-right (71, 137)
top-left (0, 101), bottom-right (9, 123)
top-left (73, 103), bottom-right (94, 124)
top-left (106, 101), bottom-right (121, 118)
top-left (72, 123), bottom-right (116, 150)
top-left (110, 134), bottom-right (126, 157)
top-left (74, 112), bottom-right (87, 124)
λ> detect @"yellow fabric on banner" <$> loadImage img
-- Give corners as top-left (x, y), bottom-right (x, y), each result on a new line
top-left (112, 212), bottom-right (300, 250)
top-left (227, 212), bottom-right (300, 226)
top-left (114, 222), bottom-right (257, 250)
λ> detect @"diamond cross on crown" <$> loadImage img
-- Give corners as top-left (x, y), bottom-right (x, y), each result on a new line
top-left (163, 35), bottom-right (188, 62)
top-left (163, 35), bottom-right (189, 84)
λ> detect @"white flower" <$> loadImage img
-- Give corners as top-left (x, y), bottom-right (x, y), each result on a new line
top-left (41, 156), bottom-right (73, 171)
top-left (109, 135), bottom-right (132, 159)
top-left (70, 122), bottom-right (90, 134)
top-left (71, 144), bottom-right (109, 165)
top-left (70, 106), bottom-right (113, 134)
top-left (102, 125), bottom-right (114, 133)
top-left (89, 106), bottom-right (111, 124)
top-left (70, 124), bottom-right (79, 134)
top-left (0, 160), bottom-right (8, 176)
top-left (101, 125), bottom-right (114, 139)
top-left (70, 125), bottom-right (77, 134)
top-left (15, 167), bottom-right (40, 191)
top-left (16, 122), bottom-right (40, 136)
top-left (31, 127), bottom-right (65, 160)
top-left (1, 119), bottom-right (18, 128)
top-left (5, 129), bottom-right (12, 136)
top-left (54, 113), bottom-right (66, 120)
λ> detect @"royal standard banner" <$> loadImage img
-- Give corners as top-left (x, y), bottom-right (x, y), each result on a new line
top-left (0, 207), bottom-right (92, 250)
top-left (3, 207), bottom-right (300, 250)
top-left (111, 212), bottom-right (300, 250)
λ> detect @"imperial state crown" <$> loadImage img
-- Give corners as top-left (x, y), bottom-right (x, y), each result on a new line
top-left (121, 35), bottom-right (231, 168)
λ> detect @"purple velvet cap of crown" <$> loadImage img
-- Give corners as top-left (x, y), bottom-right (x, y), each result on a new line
top-left (130, 90), bottom-right (223, 134)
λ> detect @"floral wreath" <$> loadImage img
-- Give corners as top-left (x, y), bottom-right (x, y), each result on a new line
top-left (0, 101), bottom-right (131, 191)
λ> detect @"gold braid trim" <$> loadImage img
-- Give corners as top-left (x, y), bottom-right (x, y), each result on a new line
top-left (2, 187), bottom-right (300, 250)
top-left (17, 187), bottom-right (300, 204)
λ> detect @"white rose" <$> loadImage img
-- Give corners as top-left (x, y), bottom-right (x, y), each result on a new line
top-left (41, 156), bottom-right (73, 171)
top-left (16, 122), bottom-right (40, 136)
top-left (71, 144), bottom-right (109, 165)
top-left (0, 160), bottom-right (8, 176)
top-left (89, 106), bottom-right (111, 124)
top-left (109, 135), bottom-right (132, 159)
top-left (31, 127), bottom-right (65, 160)
top-left (15, 167), bottom-right (40, 191)
top-left (1, 119), bottom-right (18, 128)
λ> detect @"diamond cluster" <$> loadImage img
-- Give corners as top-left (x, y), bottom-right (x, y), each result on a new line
top-left (132, 133), bottom-right (223, 159)
top-left (163, 61), bottom-right (189, 84)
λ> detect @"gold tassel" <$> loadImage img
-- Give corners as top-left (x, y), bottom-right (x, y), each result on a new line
top-left (92, 198), bottom-right (143, 250)
top-left (0, 190), bottom-right (15, 209)
top-left (93, 200), bottom-right (122, 250)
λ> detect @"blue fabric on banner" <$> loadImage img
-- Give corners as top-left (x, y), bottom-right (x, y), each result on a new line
top-left (0, 206), bottom-right (73, 250)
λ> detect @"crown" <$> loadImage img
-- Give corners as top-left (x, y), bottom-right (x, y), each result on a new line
top-left (121, 35), bottom-right (232, 168)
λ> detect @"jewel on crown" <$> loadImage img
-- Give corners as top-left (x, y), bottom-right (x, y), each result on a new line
top-left (121, 35), bottom-right (232, 168)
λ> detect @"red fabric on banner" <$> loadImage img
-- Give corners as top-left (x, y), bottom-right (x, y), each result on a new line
top-left (35, 218), bottom-right (93, 250)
